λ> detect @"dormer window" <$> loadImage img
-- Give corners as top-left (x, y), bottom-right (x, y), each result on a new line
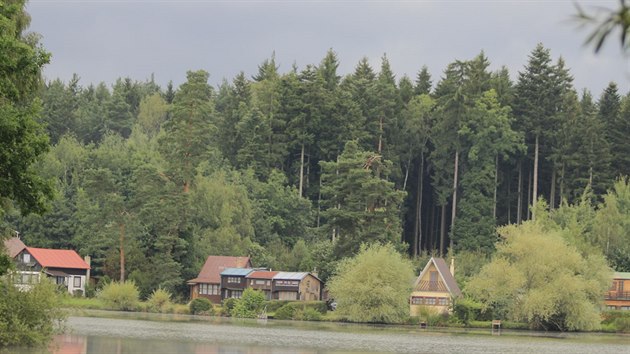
top-left (23, 253), bottom-right (31, 263)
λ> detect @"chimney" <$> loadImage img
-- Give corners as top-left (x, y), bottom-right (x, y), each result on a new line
top-left (450, 257), bottom-right (455, 277)
top-left (311, 267), bottom-right (318, 278)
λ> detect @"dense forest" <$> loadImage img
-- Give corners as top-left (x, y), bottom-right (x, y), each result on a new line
top-left (5, 45), bottom-right (630, 298)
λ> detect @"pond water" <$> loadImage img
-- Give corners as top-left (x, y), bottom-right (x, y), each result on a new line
top-left (6, 311), bottom-right (629, 354)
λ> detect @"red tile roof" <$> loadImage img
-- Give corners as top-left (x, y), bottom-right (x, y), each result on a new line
top-left (3, 237), bottom-right (26, 258)
top-left (26, 247), bottom-right (90, 270)
top-left (187, 256), bottom-right (251, 284)
top-left (246, 271), bottom-right (278, 279)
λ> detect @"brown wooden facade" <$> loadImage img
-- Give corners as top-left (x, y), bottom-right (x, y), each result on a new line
top-left (605, 272), bottom-right (630, 311)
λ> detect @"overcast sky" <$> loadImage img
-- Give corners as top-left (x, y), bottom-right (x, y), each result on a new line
top-left (26, 0), bottom-right (630, 96)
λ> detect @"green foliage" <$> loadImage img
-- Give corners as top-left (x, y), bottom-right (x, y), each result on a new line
top-left (147, 288), bottom-right (172, 313)
top-left (466, 221), bottom-right (611, 331)
top-left (222, 298), bottom-right (237, 315)
top-left (274, 303), bottom-right (296, 320)
top-left (320, 141), bottom-right (406, 258)
top-left (98, 281), bottom-right (140, 311)
top-left (0, 279), bottom-right (65, 347)
top-left (189, 298), bottom-right (213, 315)
top-left (231, 288), bottom-right (266, 318)
top-left (327, 243), bottom-right (415, 323)
top-left (452, 297), bottom-right (484, 325)
top-left (294, 307), bottom-right (322, 321)
top-left (601, 311), bottom-right (630, 333)
top-left (0, 0), bottom-right (53, 217)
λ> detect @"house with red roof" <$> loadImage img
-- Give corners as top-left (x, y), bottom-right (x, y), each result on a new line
top-left (410, 257), bottom-right (462, 316)
top-left (3, 237), bottom-right (26, 258)
top-left (246, 270), bottom-right (278, 300)
top-left (13, 246), bottom-right (90, 295)
top-left (187, 255), bottom-right (252, 303)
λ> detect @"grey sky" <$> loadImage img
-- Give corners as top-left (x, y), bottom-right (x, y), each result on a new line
top-left (27, 0), bottom-right (630, 96)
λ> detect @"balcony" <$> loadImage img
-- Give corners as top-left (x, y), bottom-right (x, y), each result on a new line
top-left (606, 291), bottom-right (630, 301)
top-left (416, 280), bottom-right (448, 292)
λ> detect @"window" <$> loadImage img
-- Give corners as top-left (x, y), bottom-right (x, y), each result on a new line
top-left (73, 276), bottom-right (82, 288)
top-left (255, 280), bottom-right (266, 285)
top-left (411, 297), bottom-right (423, 305)
top-left (227, 277), bottom-right (240, 283)
top-left (231, 290), bottom-right (243, 299)
top-left (426, 297), bottom-right (436, 305)
top-left (620, 306), bottom-right (630, 311)
top-left (276, 280), bottom-right (299, 286)
top-left (438, 298), bottom-right (448, 306)
top-left (23, 253), bottom-right (31, 263)
top-left (56, 276), bottom-right (66, 285)
top-left (199, 284), bottom-right (219, 295)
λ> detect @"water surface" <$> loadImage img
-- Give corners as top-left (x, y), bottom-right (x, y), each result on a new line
top-left (7, 312), bottom-right (629, 354)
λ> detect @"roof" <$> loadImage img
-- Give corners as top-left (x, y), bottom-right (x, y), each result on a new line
top-left (246, 270), bottom-right (278, 279)
top-left (413, 257), bottom-right (462, 297)
top-left (187, 255), bottom-right (251, 284)
top-left (221, 267), bottom-right (254, 277)
top-left (3, 237), bottom-right (26, 258)
top-left (273, 272), bottom-right (309, 280)
top-left (613, 272), bottom-right (630, 280)
top-left (26, 247), bottom-right (90, 270)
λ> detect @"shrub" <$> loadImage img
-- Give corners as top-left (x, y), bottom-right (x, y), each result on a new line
top-left (274, 304), bottom-right (296, 320)
top-left (222, 298), bottom-right (237, 315)
top-left (0, 279), bottom-right (65, 346)
top-left (231, 289), bottom-right (266, 318)
top-left (98, 281), bottom-right (140, 311)
top-left (601, 311), bottom-right (630, 333)
top-left (189, 298), bottom-right (213, 315)
top-left (453, 297), bottom-right (483, 325)
top-left (297, 308), bottom-right (322, 321)
top-left (147, 288), bottom-right (172, 313)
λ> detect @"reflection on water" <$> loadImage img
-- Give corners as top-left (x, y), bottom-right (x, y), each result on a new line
top-left (5, 314), bottom-right (629, 354)
top-left (17, 334), bottom-right (354, 354)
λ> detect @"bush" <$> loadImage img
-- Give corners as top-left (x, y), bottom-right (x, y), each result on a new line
top-left (453, 297), bottom-right (483, 325)
top-left (0, 279), bottom-right (65, 346)
top-left (327, 244), bottom-right (415, 324)
top-left (222, 298), bottom-right (237, 315)
top-left (601, 311), bottom-right (630, 333)
top-left (274, 304), bottom-right (296, 320)
top-left (296, 308), bottom-right (322, 321)
top-left (189, 298), bottom-right (213, 315)
top-left (231, 289), bottom-right (266, 318)
top-left (147, 288), bottom-right (172, 313)
top-left (98, 281), bottom-right (140, 311)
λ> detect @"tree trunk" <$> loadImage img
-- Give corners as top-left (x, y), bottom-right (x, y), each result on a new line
top-left (440, 204), bottom-right (446, 257)
top-left (532, 134), bottom-right (539, 220)
top-left (299, 144), bottom-right (305, 197)
top-left (507, 169), bottom-right (511, 224)
top-left (550, 168), bottom-right (556, 209)
top-left (429, 204), bottom-right (436, 253)
top-left (517, 160), bottom-right (523, 224)
top-left (560, 163), bottom-right (565, 203)
top-left (317, 175), bottom-right (322, 228)
top-left (413, 153), bottom-right (425, 257)
top-left (527, 166), bottom-right (532, 220)
top-left (403, 156), bottom-right (411, 191)
top-left (450, 150), bottom-right (459, 252)
top-left (119, 222), bottom-right (125, 282)
top-left (378, 116), bottom-right (383, 154)
top-left (493, 154), bottom-right (498, 219)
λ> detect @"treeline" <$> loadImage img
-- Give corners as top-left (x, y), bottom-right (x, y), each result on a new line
top-left (6, 45), bottom-right (630, 297)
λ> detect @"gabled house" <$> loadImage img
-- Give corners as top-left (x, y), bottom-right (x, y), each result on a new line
top-left (187, 256), bottom-right (252, 303)
top-left (220, 268), bottom-right (255, 300)
top-left (245, 270), bottom-right (278, 300)
top-left (3, 237), bottom-right (26, 259)
top-left (605, 272), bottom-right (630, 311)
top-left (272, 272), bottom-right (322, 301)
top-left (13, 247), bottom-right (90, 295)
top-left (410, 257), bottom-right (461, 316)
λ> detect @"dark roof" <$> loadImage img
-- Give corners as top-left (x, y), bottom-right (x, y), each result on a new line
top-left (187, 256), bottom-right (251, 284)
top-left (26, 247), bottom-right (90, 270)
top-left (3, 237), bottom-right (26, 258)
top-left (246, 270), bottom-right (278, 279)
top-left (414, 257), bottom-right (462, 297)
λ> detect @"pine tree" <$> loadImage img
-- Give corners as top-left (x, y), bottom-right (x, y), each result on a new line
top-left (414, 65), bottom-right (432, 96)
top-left (320, 141), bottom-right (406, 258)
